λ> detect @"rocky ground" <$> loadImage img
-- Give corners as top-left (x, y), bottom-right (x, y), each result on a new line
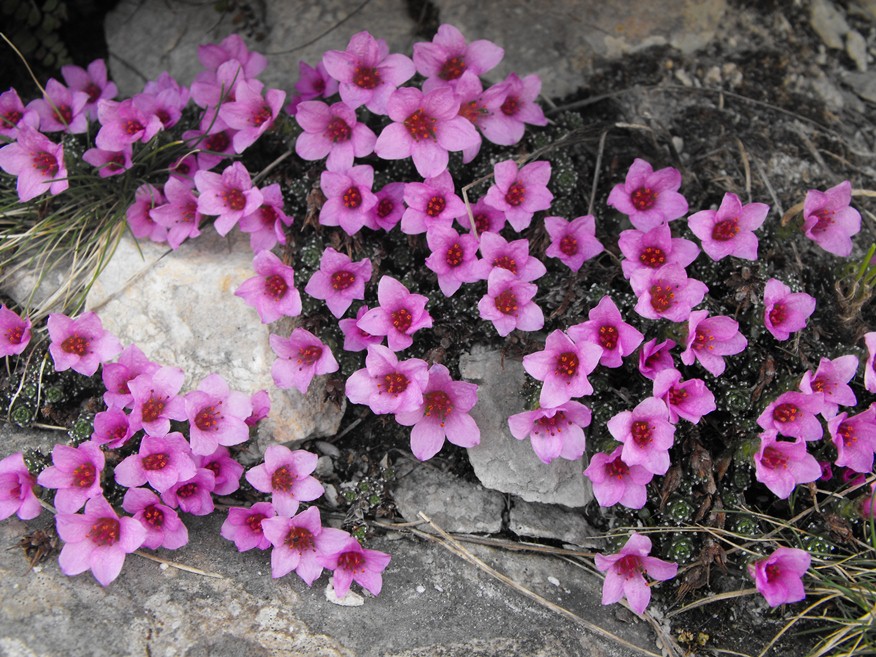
top-left (1, 0), bottom-right (876, 656)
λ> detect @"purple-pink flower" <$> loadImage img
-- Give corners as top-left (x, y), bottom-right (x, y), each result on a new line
top-left (270, 328), bottom-right (339, 395)
top-left (369, 182), bottom-right (406, 231)
top-left (477, 268), bottom-right (544, 337)
top-left (55, 496), bottom-right (146, 586)
top-left (802, 180), bottom-right (861, 257)
top-left (218, 80), bottom-right (286, 153)
top-left (82, 146), bottom-right (132, 177)
top-left (763, 278), bottom-right (816, 342)
top-left (748, 547), bottom-right (810, 607)
top-left (688, 192), bottom-right (768, 261)
top-left (424, 225), bottom-right (480, 296)
top-left (395, 364), bottom-right (480, 461)
top-left (90, 407), bottom-right (135, 448)
top-left (607, 158), bottom-right (689, 231)
top-left (114, 432), bottom-right (197, 492)
top-left (356, 276), bottom-right (433, 352)
top-left (484, 159), bottom-right (553, 232)
top-left (339, 305), bottom-right (383, 353)
top-left (0, 88), bottom-right (39, 139)
top-left (235, 250), bottom-right (302, 323)
top-left (567, 295), bottom-right (644, 369)
top-left (127, 366), bottom-right (187, 437)
top-left (295, 100), bottom-right (376, 170)
top-left (319, 164), bottom-right (378, 235)
top-left (637, 338), bottom-right (676, 380)
top-left (630, 264), bottom-right (708, 323)
top-left (220, 501), bottom-right (276, 552)
top-left (799, 355), bottom-right (858, 418)
top-left (829, 408), bottom-right (876, 473)
top-left (473, 232), bottom-right (546, 282)
top-left (865, 332), bottom-right (876, 394)
top-left (543, 215), bottom-right (604, 271)
top-left (522, 329), bottom-right (602, 406)
top-left (304, 247), bottom-right (372, 318)
top-left (245, 446), bottom-right (324, 517)
top-left (238, 183), bottom-right (294, 253)
top-left (0, 124), bottom-right (69, 202)
top-left (61, 59), bottom-right (118, 120)
top-left (122, 487), bottom-right (188, 551)
top-left (160, 468), bottom-right (217, 516)
top-left (262, 506), bottom-right (350, 584)
top-left (95, 98), bottom-right (163, 150)
top-left (401, 170), bottom-right (467, 234)
top-left (479, 73), bottom-right (548, 146)
top-left (413, 23), bottom-right (504, 88)
top-left (607, 397), bottom-right (676, 476)
top-left (508, 401), bottom-right (591, 464)
top-left (37, 442), bottom-right (105, 513)
top-left (618, 224), bottom-right (699, 280)
top-left (0, 452), bottom-right (41, 521)
top-left (595, 532), bottom-right (678, 615)
top-left (195, 161), bottom-right (263, 236)
top-left (102, 343), bottom-right (159, 409)
top-left (126, 183), bottom-right (167, 243)
top-left (652, 369), bottom-right (716, 424)
top-left (286, 60), bottom-right (338, 114)
top-left (584, 446), bottom-right (654, 509)
top-left (680, 311), bottom-right (747, 377)
top-left (28, 78), bottom-right (89, 134)
top-left (753, 431), bottom-right (821, 499)
top-left (47, 312), bottom-right (122, 377)
top-left (185, 373), bottom-right (253, 456)
top-left (0, 305), bottom-right (31, 356)
top-left (150, 176), bottom-right (202, 250)
top-left (320, 536), bottom-right (392, 597)
top-left (345, 344), bottom-right (429, 415)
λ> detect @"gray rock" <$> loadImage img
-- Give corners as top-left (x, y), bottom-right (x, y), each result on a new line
top-left (393, 464), bottom-right (505, 534)
top-left (431, 0), bottom-right (726, 98)
top-left (843, 70), bottom-right (876, 103)
top-left (809, 0), bottom-right (849, 50)
top-left (846, 30), bottom-right (869, 71)
top-left (84, 230), bottom-right (344, 447)
top-left (104, 0), bottom-right (417, 97)
top-left (460, 347), bottom-right (593, 508)
top-left (509, 499), bottom-right (597, 547)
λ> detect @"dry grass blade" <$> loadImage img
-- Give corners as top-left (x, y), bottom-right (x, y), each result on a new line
top-left (665, 587), bottom-right (758, 619)
top-left (133, 550), bottom-right (223, 579)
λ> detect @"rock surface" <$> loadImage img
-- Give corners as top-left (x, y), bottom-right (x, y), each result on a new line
top-left (84, 230), bottom-right (344, 447)
top-left (509, 499), bottom-right (597, 547)
top-left (460, 347), bottom-right (593, 508)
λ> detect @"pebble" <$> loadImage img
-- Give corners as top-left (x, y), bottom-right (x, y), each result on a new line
top-left (548, 576), bottom-right (560, 587)
top-left (846, 30), bottom-right (869, 71)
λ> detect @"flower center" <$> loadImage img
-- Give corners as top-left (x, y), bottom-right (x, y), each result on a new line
top-left (772, 403), bottom-right (798, 424)
top-left (142, 453), bottom-right (170, 471)
top-left (668, 386), bottom-right (688, 406)
top-left (143, 505), bottom-right (164, 527)
top-left (352, 65), bottom-right (381, 89)
top-left (495, 289), bottom-right (518, 315)
top-left (88, 517), bottom-right (120, 546)
top-left (381, 372), bottom-right (409, 395)
top-left (764, 563), bottom-right (781, 582)
top-left (331, 270), bottom-right (356, 290)
top-left (712, 218), bottom-right (740, 241)
top-left (106, 153), bottom-right (126, 172)
top-left (286, 526), bottom-right (314, 551)
top-left (639, 246), bottom-right (666, 268)
top-left (768, 303), bottom-right (787, 326)
top-left (424, 390), bottom-right (453, 422)
top-left (124, 118), bottom-right (144, 136)
top-left (246, 513), bottom-right (266, 533)
top-left (264, 274), bottom-right (289, 300)
top-left (72, 463), bottom-right (97, 488)
top-left (439, 56), bottom-right (467, 81)
top-left (426, 195), bottom-right (446, 217)
top-left (492, 255), bottom-right (517, 274)
top-left (53, 104), bottom-right (73, 125)
top-left (607, 456), bottom-right (629, 478)
top-left (61, 335), bottom-right (88, 356)
top-left (251, 106), bottom-right (272, 127)
top-left (156, 109), bottom-right (172, 127)
top-left (811, 209), bottom-right (833, 234)
top-left (473, 213), bottom-right (490, 234)
top-left (505, 181), bottom-right (526, 207)
top-left (555, 351), bottom-right (579, 379)
top-left (631, 420), bottom-right (652, 446)
top-left (297, 345), bottom-right (323, 366)
top-left (391, 308), bottom-right (413, 332)
top-left (176, 482), bottom-right (198, 499)
top-left (649, 284), bottom-right (675, 313)
top-left (616, 554), bottom-right (642, 579)
top-left (761, 445), bottom-right (788, 470)
top-left (338, 550), bottom-right (365, 573)
top-left (32, 151), bottom-right (59, 176)
top-left (205, 461), bottom-right (221, 478)
top-left (271, 466), bottom-right (295, 492)
top-left (84, 83), bottom-right (101, 103)
top-left (195, 405), bottom-right (221, 432)
top-left (535, 411), bottom-right (567, 435)
top-left (559, 235), bottom-right (578, 256)
top-left (325, 116), bottom-right (351, 142)
top-left (223, 188), bottom-right (246, 211)
top-left (458, 100), bottom-right (484, 125)
top-left (260, 204), bottom-right (278, 225)
top-left (500, 95), bottom-right (519, 117)
top-left (141, 395), bottom-right (166, 423)
top-left (204, 131), bottom-right (230, 152)
top-left (376, 198), bottom-right (394, 218)
top-left (2, 109), bottom-right (22, 127)
top-left (631, 187), bottom-right (656, 211)
top-left (404, 109), bottom-right (437, 141)
top-left (343, 186), bottom-right (362, 209)
top-left (445, 242), bottom-right (463, 267)
top-left (598, 325), bottom-right (619, 350)
top-left (693, 329), bottom-right (714, 351)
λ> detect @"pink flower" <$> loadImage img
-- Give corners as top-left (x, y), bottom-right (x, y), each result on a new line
top-left (320, 536), bottom-right (391, 597)
top-left (95, 97), bottom-right (163, 149)
top-left (238, 183), bottom-right (293, 253)
top-left (322, 31), bottom-right (416, 115)
top-left (479, 73), bottom-right (548, 146)
top-left (319, 164), bottom-right (378, 235)
top-left (219, 80), bottom-right (286, 153)
top-left (543, 215), bottom-right (603, 271)
top-left (295, 101), bottom-right (376, 170)
top-left (753, 431), bottom-right (821, 499)
top-left (484, 160), bottom-right (553, 232)
top-left (91, 408), bottom-right (136, 448)
top-left (195, 162), bottom-right (264, 236)
top-left (270, 328), bottom-right (339, 395)
top-left (477, 268), bottom-right (544, 337)
top-left (160, 469), bottom-right (216, 515)
top-left (245, 390), bottom-right (271, 427)
top-left (860, 483), bottom-right (876, 520)
top-left (618, 224), bottom-right (699, 280)
top-left (287, 60), bottom-right (338, 114)
top-left (424, 225), bottom-right (480, 296)
top-left (630, 265), bottom-right (708, 323)
top-left (0, 124), bottom-right (68, 202)
top-left (304, 247), bottom-right (372, 318)
top-left (114, 432), bottom-right (197, 492)
top-left (584, 446), bottom-right (654, 509)
top-left (680, 311), bottom-right (747, 377)
top-left (220, 501), bottom-right (276, 552)
top-left (637, 339), bottom-right (676, 380)
top-left (82, 145), bottom-right (132, 177)
top-left (339, 305), bottom-right (383, 352)
top-left (508, 401), bottom-right (591, 464)
top-left (102, 344), bottom-right (159, 409)
top-left (522, 329), bottom-right (602, 406)
top-left (401, 170), bottom-right (467, 235)
top-left (28, 78), bottom-right (89, 134)
top-left (369, 182), bottom-right (406, 231)
top-left (395, 364), bottom-right (480, 460)
top-left (865, 332), bottom-right (876, 393)
top-left (473, 232), bottom-right (546, 282)
top-left (245, 446), bottom-right (324, 517)
top-left (235, 250), bottom-right (302, 323)
top-left (829, 408), bottom-right (876, 473)
top-left (122, 487), bottom-right (188, 550)
top-left (413, 23), bottom-right (504, 88)
top-left (47, 312), bottom-right (121, 377)
top-left (607, 158), bottom-right (689, 231)
top-left (194, 446), bottom-right (244, 496)
top-left (0, 452), bottom-right (41, 521)
top-left (262, 506), bottom-right (350, 584)
top-left (799, 355), bottom-right (858, 418)
top-left (567, 295), bottom-right (644, 369)
top-left (61, 59), bottom-right (118, 120)
top-left (688, 192), bottom-right (768, 261)
top-left (55, 496), bottom-right (146, 586)
top-left (345, 344), bottom-right (429, 415)
top-left (595, 532), bottom-right (678, 615)
top-left (356, 276), bottom-right (433, 351)
top-left (748, 547), bottom-right (810, 607)
top-left (460, 196), bottom-right (506, 235)
top-left (127, 366), bottom-right (187, 437)
top-left (756, 391), bottom-right (825, 441)
top-left (652, 369), bottom-right (716, 424)
top-left (185, 373), bottom-right (253, 456)
top-left (0, 305), bottom-right (31, 356)
top-left (135, 74), bottom-right (188, 129)
top-left (374, 86), bottom-right (479, 178)
top-left (150, 176), bottom-right (203, 250)
top-left (0, 88), bottom-right (39, 139)
top-left (37, 442), bottom-right (104, 514)
top-left (802, 180), bottom-right (861, 257)
top-left (126, 183), bottom-right (167, 243)
top-left (608, 397), bottom-right (676, 476)
top-left (763, 278), bottom-right (816, 341)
